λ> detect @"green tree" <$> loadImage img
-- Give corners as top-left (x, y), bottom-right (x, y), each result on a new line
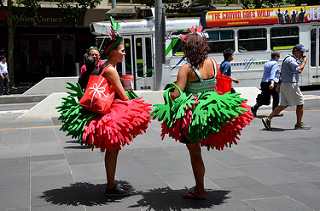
top-left (0, 0), bottom-right (102, 86)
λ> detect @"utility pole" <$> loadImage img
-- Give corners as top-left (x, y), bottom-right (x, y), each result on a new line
top-left (154, 0), bottom-right (165, 90)
top-left (112, 0), bottom-right (116, 8)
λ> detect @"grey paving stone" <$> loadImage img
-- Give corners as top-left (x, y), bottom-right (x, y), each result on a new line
top-left (272, 182), bottom-right (320, 210)
top-left (31, 153), bottom-right (65, 162)
top-left (311, 181), bottom-right (320, 190)
top-left (1, 128), bottom-right (30, 145)
top-left (235, 165), bottom-right (304, 186)
top-left (160, 145), bottom-right (191, 165)
top-left (0, 168), bottom-right (29, 188)
top-left (243, 196), bottom-right (313, 211)
top-left (116, 159), bottom-right (165, 186)
top-left (69, 163), bottom-right (105, 182)
top-left (0, 156), bottom-right (29, 170)
top-left (204, 160), bottom-right (245, 180)
top-left (31, 159), bottom-right (71, 177)
top-left (230, 141), bottom-right (284, 159)
top-left (31, 141), bottom-right (64, 156)
top-left (156, 171), bottom-right (197, 190)
top-left (32, 205), bottom-right (85, 211)
top-left (141, 157), bottom-right (190, 174)
top-left (203, 148), bottom-right (262, 168)
top-left (0, 185), bottom-right (30, 211)
top-left (0, 145), bottom-right (30, 159)
top-left (199, 200), bottom-right (253, 211)
top-left (210, 176), bottom-right (265, 189)
top-left (130, 147), bottom-right (177, 161)
top-left (31, 127), bottom-right (56, 136)
top-left (257, 157), bottom-right (320, 173)
top-left (64, 151), bottom-right (103, 165)
top-left (227, 185), bottom-right (282, 201)
top-left (251, 137), bottom-right (320, 163)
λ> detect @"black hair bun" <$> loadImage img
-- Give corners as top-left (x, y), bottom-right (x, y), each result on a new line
top-left (85, 56), bottom-right (95, 72)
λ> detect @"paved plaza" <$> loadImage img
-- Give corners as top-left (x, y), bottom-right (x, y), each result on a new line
top-left (0, 91), bottom-right (320, 211)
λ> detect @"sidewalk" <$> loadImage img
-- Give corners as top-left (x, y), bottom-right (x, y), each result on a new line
top-left (0, 107), bottom-right (320, 210)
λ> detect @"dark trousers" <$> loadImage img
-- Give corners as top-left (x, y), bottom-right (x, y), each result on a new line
top-left (253, 82), bottom-right (279, 111)
top-left (0, 74), bottom-right (10, 95)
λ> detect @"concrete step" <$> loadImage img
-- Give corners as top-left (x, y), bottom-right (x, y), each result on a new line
top-left (0, 94), bottom-right (47, 104)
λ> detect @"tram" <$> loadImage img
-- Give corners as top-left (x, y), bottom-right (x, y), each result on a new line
top-left (90, 5), bottom-right (320, 90)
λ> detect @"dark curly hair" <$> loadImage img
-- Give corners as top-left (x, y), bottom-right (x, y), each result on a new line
top-left (182, 33), bottom-right (211, 68)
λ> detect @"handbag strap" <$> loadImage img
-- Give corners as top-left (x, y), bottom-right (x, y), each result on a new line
top-left (279, 55), bottom-right (292, 79)
top-left (209, 58), bottom-right (218, 79)
top-left (99, 64), bottom-right (113, 76)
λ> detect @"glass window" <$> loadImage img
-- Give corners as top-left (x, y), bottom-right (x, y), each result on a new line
top-left (123, 38), bottom-right (133, 75)
top-left (271, 27), bottom-right (299, 50)
top-left (238, 29), bottom-right (266, 52)
top-left (311, 28), bottom-right (316, 67)
top-left (207, 30), bottom-right (234, 53)
top-left (135, 38), bottom-right (143, 77)
top-left (145, 37), bottom-right (153, 77)
top-left (171, 31), bottom-right (187, 56)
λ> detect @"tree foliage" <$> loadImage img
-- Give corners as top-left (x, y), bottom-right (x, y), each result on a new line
top-left (57, 0), bottom-right (102, 25)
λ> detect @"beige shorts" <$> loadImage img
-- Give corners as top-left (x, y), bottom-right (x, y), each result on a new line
top-left (280, 82), bottom-right (304, 106)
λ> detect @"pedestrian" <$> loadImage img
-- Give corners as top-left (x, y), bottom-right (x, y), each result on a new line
top-left (152, 29), bottom-right (253, 200)
top-left (80, 46), bottom-right (103, 75)
top-left (78, 46), bottom-right (103, 91)
top-left (251, 51), bottom-right (283, 117)
top-left (262, 44), bottom-right (311, 130)
top-left (220, 48), bottom-right (239, 93)
top-left (0, 55), bottom-right (10, 95)
top-left (83, 48), bottom-right (88, 65)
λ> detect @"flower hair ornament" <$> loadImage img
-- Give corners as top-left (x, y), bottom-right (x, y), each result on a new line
top-left (166, 25), bottom-right (209, 71)
top-left (104, 16), bottom-right (123, 55)
top-left (166, 25), bottom-right (209, 40)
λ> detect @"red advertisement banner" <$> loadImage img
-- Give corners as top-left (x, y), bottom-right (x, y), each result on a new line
top-left (201, 5), bottom-right (320, 28)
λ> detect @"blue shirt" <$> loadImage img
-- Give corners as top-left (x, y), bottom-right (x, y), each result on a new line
top-left (261, 59), bottom-right (280, 83)
top-left (220, 60), bottom-right (232, 88)
top-left (281, 54), bottom-right (301, 83)
top-left (220, 61), bottom-right (231, 77)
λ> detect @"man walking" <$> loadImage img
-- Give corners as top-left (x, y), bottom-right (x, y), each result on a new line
top-left (0, 55), bottom-right (9, 95)
top-left (262, 44), bottom-right (310, 130)
top-left (220, 48), bottom-right (240, 93)
top-left (251, 51), bottom-right (283, 117)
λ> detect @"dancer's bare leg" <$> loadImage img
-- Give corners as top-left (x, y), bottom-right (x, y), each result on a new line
top-left (105, 148), bottom-right (119, 189)
top-left (185, 143), bottom-right (206, 199)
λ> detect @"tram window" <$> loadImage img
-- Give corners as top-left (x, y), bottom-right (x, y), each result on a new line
top-left (136, 38), bottom-right (143, 77)
top-left (311, 28), bottom-right (316, 67)
top-left (95, 36), bottom-right (110, 59)
top-left (124, 39), bottom-right (133, 75)
top-left (171, 32), bottom-right (187, 56)
top-left (145, 37), bottom-right (153, 77)
top-left (271, 27), bottom-right (299, 50)
top-left (238, 29), bottom-right (267, 52)
top-left (207, 30), bottom-right (234, 53)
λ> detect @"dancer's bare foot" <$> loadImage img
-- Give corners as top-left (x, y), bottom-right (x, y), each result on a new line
top-left (183, 191), bottom-right (206, 200)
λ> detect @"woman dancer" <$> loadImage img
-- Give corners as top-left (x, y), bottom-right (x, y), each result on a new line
top-left (152, 28), bottom-right (253, 200)
top-left (57, 17), bottom-right (151, 197)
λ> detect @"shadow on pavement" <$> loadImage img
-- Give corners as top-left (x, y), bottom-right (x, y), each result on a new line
top-left (129, 186), bottom-right (230, 210)
top-left (39, 181), bottom-right (132, 207)
top-left (40, 183), bottom-right (230, 209)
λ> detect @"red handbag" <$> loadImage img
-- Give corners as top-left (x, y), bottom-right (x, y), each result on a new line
top-left (79, 65), bottom-right (115, 114)
top-left (211, 59), bottom-right (232, 95)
